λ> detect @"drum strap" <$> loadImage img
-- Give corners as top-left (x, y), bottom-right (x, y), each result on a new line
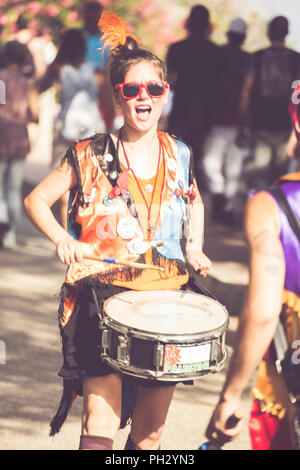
top-left (268, 185), bottom-right (300, 242)
top-left (186, 262), bottom-right (219, 301)
top-left (91, 287), bottom-right (104, 322)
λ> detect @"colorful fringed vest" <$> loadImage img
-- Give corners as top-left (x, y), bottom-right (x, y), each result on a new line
top-left (59, 131), bottom-right (195, 328)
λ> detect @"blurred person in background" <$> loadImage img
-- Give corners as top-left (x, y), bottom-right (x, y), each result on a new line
top-left (81, 1), bottom-right (115, 131)
top-left (202, 18), bottom-right (253, 226)
top-left (81, 1), bottom-right (107, 70)
top-left (8, 14), bottom-right (35, 78)
top-left (0, 41), bottom-right (39, 248)
top-left (0, 25), bottom-right (5, 68)
top-left (246, 16), bottom-right (300, 190)
top-left (25, 20), bottom-right (57, 81)
top-left (38, 28), bottom-right (106, 229)
top-left (166, 4), bottom-right (223, 182)
top-left (8, 15), bottom-right (57, 168)
top-left (22, 21), bottom-right (57, 168)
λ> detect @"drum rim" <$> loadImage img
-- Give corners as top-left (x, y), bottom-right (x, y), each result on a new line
top-left (103, 289), bottom-right (229, 337)
top-left (103, 315), bottom-right (229, 341)
top-left (104, 289), bottom-right (228, 311)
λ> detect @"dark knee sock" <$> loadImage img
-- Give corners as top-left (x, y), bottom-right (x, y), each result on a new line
top-left (79, 435), bottom-right (113, 450)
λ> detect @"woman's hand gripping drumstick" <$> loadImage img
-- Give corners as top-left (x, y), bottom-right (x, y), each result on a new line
top-left (55, 235), bottom-right (85, 265)
top-left (200, 412), bottom-right (243, 450)
top-left (186, 247), bottom-right (212, 278)
top-left (204, 404), bottom-right (244, 448)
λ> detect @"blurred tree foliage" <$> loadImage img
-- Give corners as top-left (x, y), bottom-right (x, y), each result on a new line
top-left (0, 0), bottom-right (271, 56)
top-left (0, 0), bottom-right (183, 57)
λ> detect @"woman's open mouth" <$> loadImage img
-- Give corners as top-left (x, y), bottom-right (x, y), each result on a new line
top-left (135, 105), bottom-right (152, 121)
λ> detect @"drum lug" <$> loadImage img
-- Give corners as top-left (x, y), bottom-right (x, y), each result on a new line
top-left (117, 335), bottom-right (129, 365)
top-left (210, 336), bottom-right (222, 363)
top-left (153, 344), bottom-right (165, 369)
top-left (101, 328), bottom-right (112, 353)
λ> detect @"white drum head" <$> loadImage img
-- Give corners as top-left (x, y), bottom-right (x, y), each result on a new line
top-left (104, 290), bottom-right (228, 335)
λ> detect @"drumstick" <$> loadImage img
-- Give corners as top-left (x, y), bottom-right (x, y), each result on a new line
top-left (198, 413), bottom-right (243, 450)
top-left (84, 255), bottom-right (165, 272)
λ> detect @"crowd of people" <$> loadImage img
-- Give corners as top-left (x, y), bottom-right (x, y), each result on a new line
top-left (0, 2), bottom-right (114, 247)
top-left (166, 5), bottom-right (300, 226)
top-left (0, 1), bottom-right (299, 452)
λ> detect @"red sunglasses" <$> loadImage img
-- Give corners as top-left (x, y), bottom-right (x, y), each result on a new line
top-left (116, 81), bottom-right (168, 100)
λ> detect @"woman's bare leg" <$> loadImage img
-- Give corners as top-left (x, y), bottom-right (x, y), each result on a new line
top-left (129, 384), bottom-right (176, 450)
top-left (80, 373), bottom-right (122, 449)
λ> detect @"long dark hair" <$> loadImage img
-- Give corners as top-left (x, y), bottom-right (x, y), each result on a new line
top-left (2, 40), bottom-right (29, 67)
top-left (55, 28), bottom-right (86, 67)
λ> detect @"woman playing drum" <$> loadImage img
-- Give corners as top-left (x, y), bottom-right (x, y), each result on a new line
top-left (24, 11), bottom-right (211, 451)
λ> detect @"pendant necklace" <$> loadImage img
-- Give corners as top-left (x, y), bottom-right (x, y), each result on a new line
top-left (120, 136), bottom-right (165, 241)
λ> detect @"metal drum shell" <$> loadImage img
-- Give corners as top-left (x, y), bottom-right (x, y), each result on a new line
top-left (101, 290), bottom-right (229, 381)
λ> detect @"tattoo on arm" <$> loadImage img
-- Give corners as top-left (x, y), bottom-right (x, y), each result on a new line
top-left (249, 229), bottom-right (284, 275)
top-left (264, 264), bottom-right (280, 275)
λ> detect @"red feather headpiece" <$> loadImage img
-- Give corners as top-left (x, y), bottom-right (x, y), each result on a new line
top-left (98, 10), bottom-right (139, 50)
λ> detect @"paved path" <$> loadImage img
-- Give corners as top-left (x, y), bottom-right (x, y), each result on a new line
top-left (0, 166), bottom-right (254, 451)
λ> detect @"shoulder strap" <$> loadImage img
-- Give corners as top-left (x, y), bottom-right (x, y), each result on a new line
top-left (269, 185), bottom-right (300, 243)
top-left (172, 134), bottom-right (196, 187)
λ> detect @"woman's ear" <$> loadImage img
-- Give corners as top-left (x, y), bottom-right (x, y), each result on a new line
top-left (113, 88), bottom-right (121, 106)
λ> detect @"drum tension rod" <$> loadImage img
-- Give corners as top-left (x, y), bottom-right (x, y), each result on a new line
top-left (153, 344), bottom-right (164, 370)
top-left (117, 335), bottom-right (129, 365)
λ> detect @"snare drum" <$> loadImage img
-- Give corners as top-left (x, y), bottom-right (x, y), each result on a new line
top-left (101, 290), bottom-right (228, 381)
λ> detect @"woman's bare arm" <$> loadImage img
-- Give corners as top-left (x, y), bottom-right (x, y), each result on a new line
top-left (24, 161), bottom-right (84, 264)
top-left (206, 191), bottom-right (285, 440)
top-left (28, 87), bottom-right (40, 123)
top-left (185, 184), bottom-right (212, 276)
